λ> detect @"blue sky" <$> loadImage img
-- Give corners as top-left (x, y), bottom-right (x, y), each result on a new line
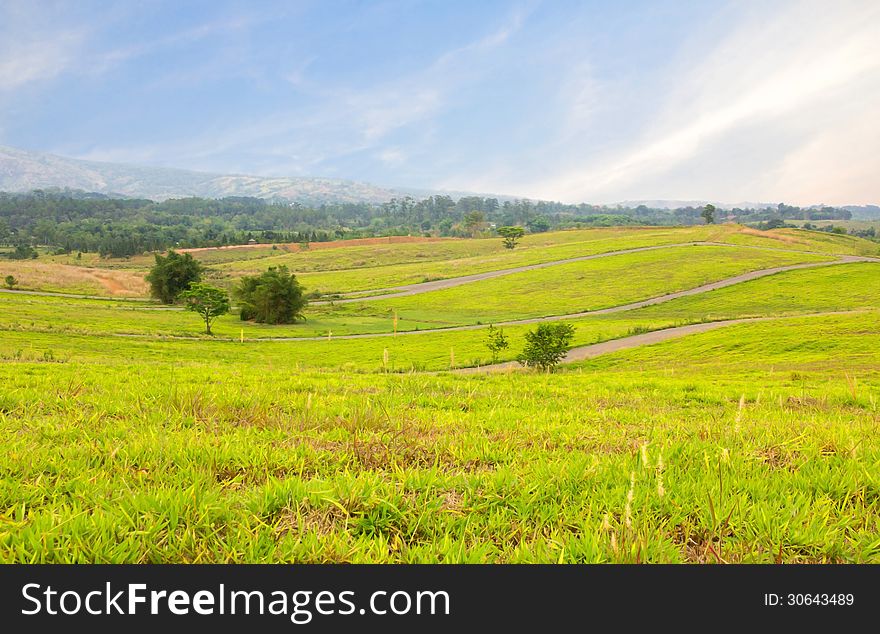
top-left (2, 0), bottom-right (879, 204)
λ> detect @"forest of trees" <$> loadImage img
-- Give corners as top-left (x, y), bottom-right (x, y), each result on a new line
top-left (0, 189), bottom-right (868, 258)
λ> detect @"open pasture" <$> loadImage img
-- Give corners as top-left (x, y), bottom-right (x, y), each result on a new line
top-left (2, 225), bottom-right (879, 563)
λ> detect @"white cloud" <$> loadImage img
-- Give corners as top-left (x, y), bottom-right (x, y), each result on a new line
top-left (66, 6), bottom-right (531, 176)
top-left (0, 1), bottom-right (87, 93)
top-left (464, 0), bottom-right (880, 204)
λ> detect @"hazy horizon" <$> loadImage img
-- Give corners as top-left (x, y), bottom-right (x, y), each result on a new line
top-left (2, 0), bottom-right (879, 206)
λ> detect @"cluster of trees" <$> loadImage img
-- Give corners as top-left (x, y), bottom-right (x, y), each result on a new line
top-left (801, 222), bottom-right (876, 240)
top-left (146, 251), bottom-right (307, 334)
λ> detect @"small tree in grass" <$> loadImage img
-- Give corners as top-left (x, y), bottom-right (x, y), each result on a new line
top-left (4, 275), bottom-right (17, 289)
top-left (179, 283), bottom-right (229, 335)
top-left (485, 324), bottom-right (509, 362)
top-left (519, 322), bottom-right (575, 372)
top-left (497, 225), bottom-right (525, 249)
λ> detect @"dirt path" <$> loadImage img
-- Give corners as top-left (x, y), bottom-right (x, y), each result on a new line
top-left (316, 245), bottom-right (874, 305)
top-left (455, 319), bottom-right (771, 373)
top-left (257, 255), bottom-right (875, 341)
top-left (456, 310), bottom-right (866, 374)
top-left (0, 287), bottom-right (155, 302)
top-left (315, 242), bottom-right (728, 303)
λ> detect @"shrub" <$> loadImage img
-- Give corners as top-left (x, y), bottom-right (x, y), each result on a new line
top-left (519, 322), bottom-right (575, 372)
top-left (235, 265), bottom-right (307, 324)
top-left (145, 250), bottom-right (203, 304)
top-left (9, 243), bottom-right (38, 260)
top-left (485, 325), bottom-right (509, 362)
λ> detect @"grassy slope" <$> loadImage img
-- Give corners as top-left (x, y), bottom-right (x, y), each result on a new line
top-left (635, 261), bottom-right (880, 320)
top-left (1, 260), bottom-right (877, 372)
top-left (1, 311), bottom-right (878, 563)
top-left (224, 226), bottom-right (880, 294)
top-left (2, 227), bottom-right (879, 563)
top-left (574, 311), bottom-right (880, 376)
top-left (325, 246), bottom-right (831, 328)
top-left (5, 225), bottom-right (877, 297)
top-left (0, 245), bottom-right (834, 340)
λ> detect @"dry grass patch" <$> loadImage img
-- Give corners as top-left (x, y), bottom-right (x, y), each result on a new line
top-left (0, 260), bottom-right (148, 296)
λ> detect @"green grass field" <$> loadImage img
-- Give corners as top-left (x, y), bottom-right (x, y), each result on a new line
top-left (2, 225), bottom-right (879, 562)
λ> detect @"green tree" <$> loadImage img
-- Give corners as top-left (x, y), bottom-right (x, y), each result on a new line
top-left (463, 211), bottom-right (486, 237)
top-left (9, 243), bottom-right (37, 260)
top-left (519, 322), bottom-right (576, 372)
top-left (527, 215), bottom-right (550, 233)
top-left (179, 283), bottom-right (229, 335)
top-left (701, 204), bottom-right (716, 224)
top-left (4, 275), bottom-right (17, 289)
top-left (485, 325), bottom-right (509, 362)
top-left (235, 265), bottom-right (308, 324)
top-left (145, 250), bottom-right (203, 304)
top-left (497, 226), bottom-right (525, 249)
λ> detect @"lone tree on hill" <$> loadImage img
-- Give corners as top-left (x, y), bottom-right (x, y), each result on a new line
top-left (235, 265), bottom-right (308, 324)
top-left (485, 324), bottom-right (509, 362)
top-left (497, 226), bottom-right (525, 249)
top-left (519, 322), bottom-right (575, 372)
top-left (179, 283), bottom-right (229, 335)
top-left (146, 250), bottom-right (203, 304)
top-left (4, 275), bottom-right (17, 289)
top-left (701, 204), bottom-right (716, 225)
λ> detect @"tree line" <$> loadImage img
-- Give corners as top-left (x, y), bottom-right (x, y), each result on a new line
top-left (0, 189), bottom-right (869, 259)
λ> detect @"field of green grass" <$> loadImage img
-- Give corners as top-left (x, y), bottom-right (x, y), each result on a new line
top-left (323, 245), bottom-right (831, 327)
top-left (2, 225), bottom-right (879, 562)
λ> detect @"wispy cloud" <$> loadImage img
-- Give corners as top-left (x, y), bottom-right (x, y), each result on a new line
top-left (0, 3), bottom-right (87, 93)
top-left (6, 1), bottom-right (879, 204)
top-left (72, 5), bottom-right (531, 176)
top-left (501, 0), bottom-right (880, 204)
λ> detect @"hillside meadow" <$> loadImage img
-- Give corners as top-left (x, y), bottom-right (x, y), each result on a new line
top-left (1, 225), bottom-right (879, 562)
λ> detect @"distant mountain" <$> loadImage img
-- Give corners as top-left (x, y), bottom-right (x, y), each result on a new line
top-left (0, 145), bottom-right (402, 204)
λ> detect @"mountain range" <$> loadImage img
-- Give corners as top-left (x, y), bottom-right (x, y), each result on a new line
top-left (0, 145), bottom-right (403, 204)
top-left (2, 145), bottom-right (878, 215)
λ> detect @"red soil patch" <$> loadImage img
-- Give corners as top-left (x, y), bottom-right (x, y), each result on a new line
top-left (177, 235), bottom-right (456, 255)
top-left (87, 269), bottom-right (148, 296)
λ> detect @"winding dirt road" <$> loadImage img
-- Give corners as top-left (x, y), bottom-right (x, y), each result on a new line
top-left (455, 318), bottom-right (773, 373)
top-left (315, 241), bottom-right (730, 303)
top-left (456, 310), bottom-right (868, 373)
top-left (258, 255), bottom-right (875, 341)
